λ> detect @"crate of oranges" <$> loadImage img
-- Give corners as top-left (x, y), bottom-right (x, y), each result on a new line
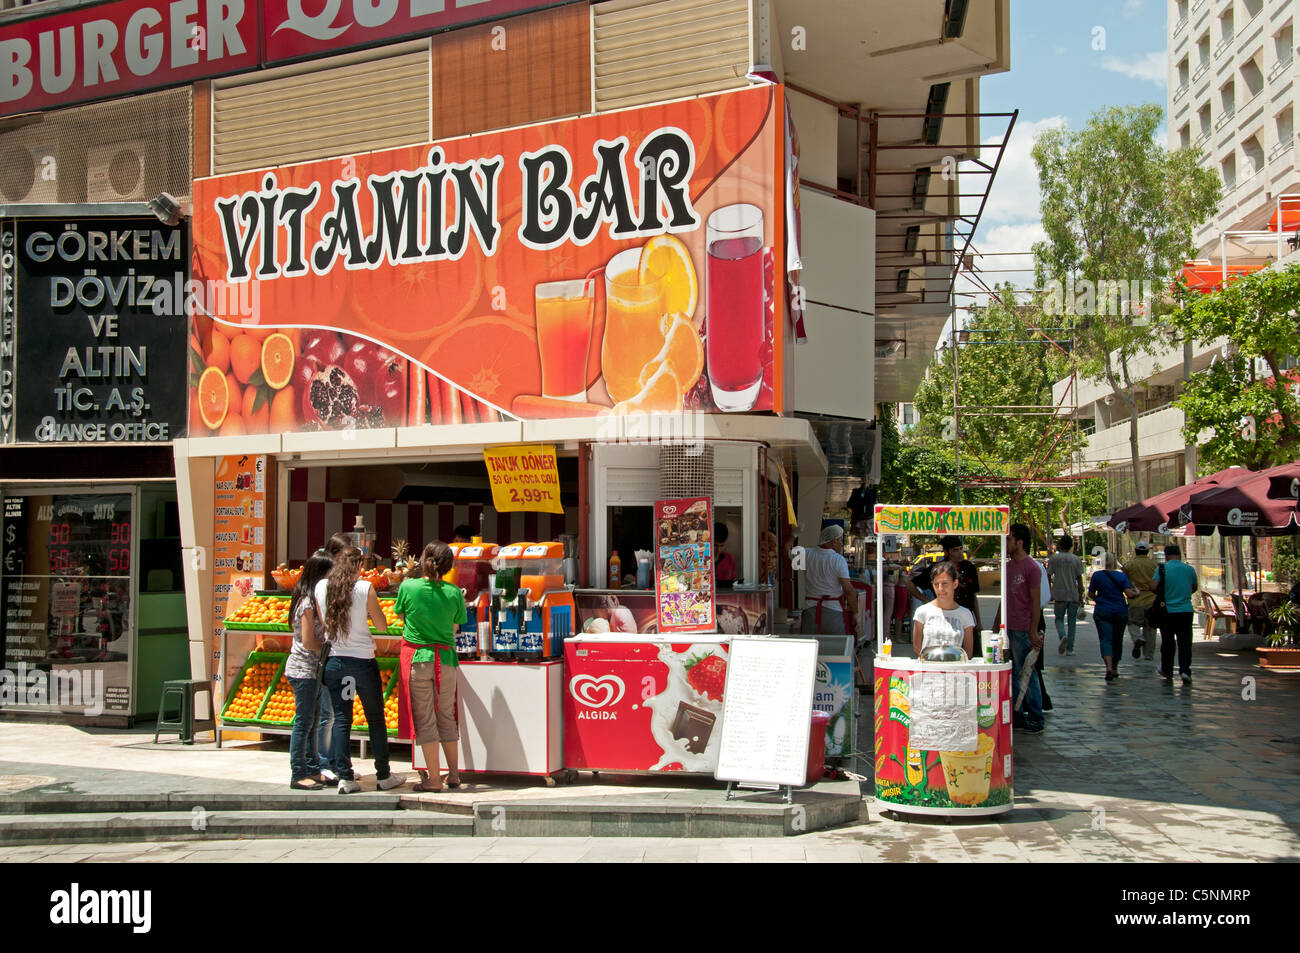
top-left (368, 598), bottom-right (405, 636)
top-left (220, 652), bottom-right (287, 723)
top-left (350, 658), bottom-right (399, 736)
top-left (225, 594), bottom-right (293, 631)
top-left (257, 670), bottom-right (299, 726)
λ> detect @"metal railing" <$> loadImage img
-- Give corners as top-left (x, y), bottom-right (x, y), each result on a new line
top-left (1213, 36), bottom-right (1235, 59)
top-left (1269, 139), bottom-right (1293, 162)
top-left (1174, 83), bottom-right (1191, 103)
top-left (1215, 106), bottom-right (1236, 129)
top-left (1193, 61), bottom-right (1211, 82)
top-left (1268, 56), bottom-right (1293, 82)
top-left (1175, 15), bottom-right (1190, 36)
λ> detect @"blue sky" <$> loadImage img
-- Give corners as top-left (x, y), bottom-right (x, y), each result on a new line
top-left (963, 0), bottom-right (1170, 293)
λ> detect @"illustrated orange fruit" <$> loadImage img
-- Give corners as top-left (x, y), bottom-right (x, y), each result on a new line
top-left (229, 334), bottom-right (261, 385)
top-left (241, 386), bottom-right (270, 433)
top-left (269, 387), bottom-right (298, 433)
top-left (225, 372), bottom-right (243, 417)
top-left (219, 412), bottom-right (246, 436)
top-left (260, 333), bottom-right (294, 389)
top-left (639, 235), bottom-right (698, 318)
top-left (205, 332), bottom-right (230, 375)
top-left (197, 366), bottom-right (230, 430)
top-left (237, 324), bottom-right (278, 343)
top-left (612, 363), bottom-right (681, 415)
top-left (638, 314), bottom-right (703, 393)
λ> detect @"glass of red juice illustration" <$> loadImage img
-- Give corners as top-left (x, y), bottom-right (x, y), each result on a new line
top-left (535, 278), bottom-right (595, 401)
top-left (705, 203), bottom-right (765, 411)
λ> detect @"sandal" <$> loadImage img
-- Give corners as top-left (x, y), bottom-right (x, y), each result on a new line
top-left (445, 775), bottom-right (462, 789)
top-left (412, 778), bottom-right (443, 793)
top-left (290, 778), bottom-right (326, 791)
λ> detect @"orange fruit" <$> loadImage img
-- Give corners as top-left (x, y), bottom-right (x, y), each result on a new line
top-left (197, 366), bottom-right (230, 430)
top-left (237, 324), bottom-right (278, 343)
top-left (219, 412), bottom-right (246, 436)
top-left (228, 334), bottom-right (261, 385)
top-left (260, 333), bottom-right (295, 389)
top-left (637, 314), bottom-right (703, 393)
top-left (639, 235), bottom-right (698, 318)
top-left (225, 372), bottom-right (243, 416)
top-left (612, 363), bottom-right (681, 415)
top-left (205, 332), bottom-right (230, 375)
top-left (241, 386), bottom-right (270, 433)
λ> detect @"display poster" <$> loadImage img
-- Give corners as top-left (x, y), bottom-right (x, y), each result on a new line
top-left (874, 505), bottom-right (1010, 536)
top-left (564, 639), bottom-right (731, 773)
top-left (810, 637), bottom-right (855, 759)
top-left (212, 454), bottom-right (270, 691)
top-left (873, 666), bottom-right (1013, 813)
top-left (575, 588), bottom-right (771, 636)
top-left (5, 219), bottom-right (188, 445)
top-left (483, 444), bottom-right (562, 514)
top-left (714, 636), bottom-right (818, 787)
top-left (654, 497), bottom-right (715, 634)
top-left (189, 85), bottom-right (784, 433)
top-left (0, 492), bottom-right (134, 716)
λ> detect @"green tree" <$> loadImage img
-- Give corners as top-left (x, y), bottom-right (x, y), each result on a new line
top-left (1169, 263), bottom-right (1300, 470)
top-left (1032, 104), bottom-right (1221, 500)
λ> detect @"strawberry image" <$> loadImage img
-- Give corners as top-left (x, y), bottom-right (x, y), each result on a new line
top-left (685, 652), bottom-right (727, 701)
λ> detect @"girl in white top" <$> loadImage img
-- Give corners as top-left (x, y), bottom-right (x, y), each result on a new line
top-left (911, 561), bottom-right (976, 658)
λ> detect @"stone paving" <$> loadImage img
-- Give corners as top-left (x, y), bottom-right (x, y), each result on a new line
top-left (1, 609), bottom-right (1298, 862)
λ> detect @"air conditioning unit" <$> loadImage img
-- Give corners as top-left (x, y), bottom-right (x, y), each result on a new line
top-left (0, 143), bottom-right (60, 203)
top-left (86, 141), bottom-right (148, 202)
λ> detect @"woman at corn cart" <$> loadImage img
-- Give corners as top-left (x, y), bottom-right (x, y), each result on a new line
top-left (394, 541), bottom-right (468, 793)
top-left (317, 546), bottom-right (406, 793)
top-left (286, 551), bottom-right (336, 790)
top-left (911, 561), bottom-right (976, 659)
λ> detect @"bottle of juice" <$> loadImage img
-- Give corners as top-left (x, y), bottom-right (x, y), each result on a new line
top-left (607, 551), bottom-right (621, 589)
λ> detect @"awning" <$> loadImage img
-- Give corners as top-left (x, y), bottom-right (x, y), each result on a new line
top-left (1178, 461), bottom-right (1300, 531)
top-left (1177, 260), bottom-right (1263, 293)
top-left (1106, 466), bottom-right (1253, 533)
top-left (1267, 198), bottom-right (1300, 232)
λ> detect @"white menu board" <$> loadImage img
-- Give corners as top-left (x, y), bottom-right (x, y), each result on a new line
top-left (714, 637), bottom-right (818, 787)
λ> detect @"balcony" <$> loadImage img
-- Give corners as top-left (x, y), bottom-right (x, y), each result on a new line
top-left (1175, 15), bottom-right (1190, 38)
top-left (1080, 406), bottom-right (1189, 472)
top-left (1213, 36), bottom-right (1235, 60)
top-left (1269, 56), bottom-right (1293, 83)
top-left (1269, 139), bottom-right (1293, 163)
top-left (1215, 107), bottom-right (1236, 130)
top-left (1194, 128), bottom-right (1212, 148)
top-left (1174, 83), bottom-right (1191, 103)
top-left (1193, 61), bottom-right (1211, 83)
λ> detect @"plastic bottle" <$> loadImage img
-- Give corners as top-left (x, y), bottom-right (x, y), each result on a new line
top-left (607, 551), bottom-right (622, 589)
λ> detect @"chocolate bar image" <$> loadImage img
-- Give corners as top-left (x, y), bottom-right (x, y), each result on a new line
top-left (671, 702), bottom-right (717, 754)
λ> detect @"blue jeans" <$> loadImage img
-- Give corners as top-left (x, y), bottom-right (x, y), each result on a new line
top-left (1053, 601), bottom-right (1079, 651)
top-left (323, 656), bottom-right (390, 781)
top-left (316, 686), bottom-right (333, 771)
top-left (289, 676), bottom-right (327, 782)
top-left (1007, 629), bottom-right (1043, 730)
top-left (1094, 613), bottom-right (1127, 661)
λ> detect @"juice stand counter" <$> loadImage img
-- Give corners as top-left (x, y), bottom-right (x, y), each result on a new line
top-left (872, 656), bottom-right (1013, 817)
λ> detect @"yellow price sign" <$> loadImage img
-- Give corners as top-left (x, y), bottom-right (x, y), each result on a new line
top-left (874, 505), bottom-right (1009, 536)
top-left (483, 444), bottom-right (563, 514)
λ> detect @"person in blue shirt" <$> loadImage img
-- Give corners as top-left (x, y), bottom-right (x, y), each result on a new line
top-left (1152, 544), bottom-right (1199, 685)
top-left (1087, 552), bottom-right (1139, 681)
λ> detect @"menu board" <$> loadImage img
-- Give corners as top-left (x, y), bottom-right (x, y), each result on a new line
top-left (654, 497), bottom-right (715, 635)
top-left (714, 637), bottom-right (818, 787)
top-left (0, 492), bottom-right (134, 715)
top-left (212, 455), bottom-right (270, 690)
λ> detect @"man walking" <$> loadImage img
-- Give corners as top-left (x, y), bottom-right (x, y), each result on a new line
top-left (1153, 544), bottom-right (1198, 685)
top-left (1047, 536), bottom-right (1085, 655)
top-left (1006, 523), bottom-right (1044, 733)
top-left (1123, 541), bottom-right (1159, 660)
top-left (799, 525), bottom-right (858, 635)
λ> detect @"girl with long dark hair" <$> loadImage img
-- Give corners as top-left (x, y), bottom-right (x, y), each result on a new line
top-left (286, 551), bottom-right (336, 790)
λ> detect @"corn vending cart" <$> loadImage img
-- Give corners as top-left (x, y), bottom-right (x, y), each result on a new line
top-left (871, 504), bottom-right (1014, 818)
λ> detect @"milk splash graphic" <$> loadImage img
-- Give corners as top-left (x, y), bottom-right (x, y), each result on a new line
top-left (644, 642), bottom-right (728, 772)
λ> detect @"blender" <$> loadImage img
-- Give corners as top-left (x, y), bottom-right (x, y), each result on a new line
top-left (454, 540), bottom-right (498, 661)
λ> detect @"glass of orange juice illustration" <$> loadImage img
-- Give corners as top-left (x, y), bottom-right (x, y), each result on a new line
top-left (601, 248), bottom-right (666, 404)
top-left (535, 278), bottom-right (596, 401)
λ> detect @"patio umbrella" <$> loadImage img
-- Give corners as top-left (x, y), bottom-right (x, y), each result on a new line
top-left (1106, 467), bottom-right (1252, 534)
top-left (1178, 462), bottom-right (1300, 531)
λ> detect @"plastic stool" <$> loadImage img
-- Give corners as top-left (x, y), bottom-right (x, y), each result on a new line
top-left (153, 679), bottom-right (215, 744)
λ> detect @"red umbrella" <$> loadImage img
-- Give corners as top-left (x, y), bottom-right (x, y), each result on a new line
top-left (1107, 467), bottom-right (1253, 534)
top-left (1179, 462), bottom-right (1300, 531)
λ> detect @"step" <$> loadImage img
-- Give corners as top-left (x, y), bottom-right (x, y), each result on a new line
top-left (0, 810), bottom-right (473, 845)
top-left (0, 791), bottom-right (404, 815)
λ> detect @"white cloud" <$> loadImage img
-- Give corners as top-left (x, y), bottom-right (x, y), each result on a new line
top-left (966, 116), bottom-right (1066, 228)
top-left (1100, 51), bottom-right (1167, 86)
top-left (1122, 0), bottom-right (1144, 17)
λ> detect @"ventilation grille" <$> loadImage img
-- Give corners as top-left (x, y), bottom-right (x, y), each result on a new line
top-left (659, 443), bottom-right (715, 500)
top-left (592, 0), bottom-right (751, 112)
top-left (0, 87), bottom-right (191, 205)
top-left (212, 42), bottom-right (430, 175)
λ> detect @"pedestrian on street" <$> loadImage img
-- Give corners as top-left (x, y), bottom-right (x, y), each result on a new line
top-left (1123, 541), bottom-right (1159, 660)
top-left (911, 562), bottom-right (976, 658)
top-left (1036, 552), bottom-right (1053, 711)
top-left (1005, 524), bottom-right (1044, 733)
top-left (394, 542), bottom-right (467, 793)
top-left (317, 546), bottom-right (407, 793)
top-left (1153, 544), bottom-right (1199, 685)
top-left (1087, 552), bottom-right (1138, 681)
top-left (1047, 536), bottom-right (1085, 655)
top-left (799, 525), bottom-right (858, 635)
top-left (285, 550), bottom-right (337, 790)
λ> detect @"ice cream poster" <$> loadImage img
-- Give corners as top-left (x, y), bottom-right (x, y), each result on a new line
top-left (654, 497), bottom-right (715, 634)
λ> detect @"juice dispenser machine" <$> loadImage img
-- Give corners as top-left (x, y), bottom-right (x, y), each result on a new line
top-left (497, 542), bottom-right (574, 661)
top-left (453, 541), bottom-right (498, 661)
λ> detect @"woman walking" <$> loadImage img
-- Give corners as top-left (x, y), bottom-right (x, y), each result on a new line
top-left (316, 546), bottom-right (406, 793)
top-left (1086, 553), bottom-right (1139, 681)
top-left (286, 551), bottom-right (336, 790)
top-left (394, 542), bottom-right (467, 792)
